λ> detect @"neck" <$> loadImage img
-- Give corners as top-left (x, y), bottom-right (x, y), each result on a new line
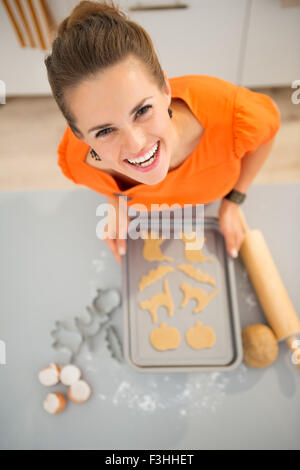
top-left (168, 105), bottom-right (186, 171)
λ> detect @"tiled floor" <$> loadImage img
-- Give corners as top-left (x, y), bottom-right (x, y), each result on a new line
top-left (0, 86), bottom-right (299, 190)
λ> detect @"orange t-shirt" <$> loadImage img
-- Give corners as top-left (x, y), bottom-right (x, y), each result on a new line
top-left (57, 75), bottom-right (280, 210)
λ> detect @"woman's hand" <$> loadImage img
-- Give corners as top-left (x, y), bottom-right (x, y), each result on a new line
top-left (218, 198), bottom-right (245, 258)
top-left (103, 196), bottom-right (129, 264)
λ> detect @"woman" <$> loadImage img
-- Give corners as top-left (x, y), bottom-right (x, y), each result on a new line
top-left (45, 0), bottom-right (280, 264)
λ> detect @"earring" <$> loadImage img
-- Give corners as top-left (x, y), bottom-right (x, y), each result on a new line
top-left (168, 107), bottom-right (173, 119)
top-left (90, 148), bottom-right (102, 161)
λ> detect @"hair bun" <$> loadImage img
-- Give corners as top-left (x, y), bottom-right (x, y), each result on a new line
top-left (57, 0), bottom-right (124, 36)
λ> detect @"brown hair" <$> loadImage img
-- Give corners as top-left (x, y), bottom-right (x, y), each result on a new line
top-left (44, 0), bottom-right (166, 138)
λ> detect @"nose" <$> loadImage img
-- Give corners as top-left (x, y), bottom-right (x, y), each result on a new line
top-left (121, 127), bottom-right (147, 158)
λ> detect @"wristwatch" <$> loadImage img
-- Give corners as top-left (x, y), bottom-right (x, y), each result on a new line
top-left (224, 189), bottom-right (246, 205)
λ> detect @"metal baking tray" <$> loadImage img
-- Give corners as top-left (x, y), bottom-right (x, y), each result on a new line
top-left (122, 215), bottom-right (243, 372)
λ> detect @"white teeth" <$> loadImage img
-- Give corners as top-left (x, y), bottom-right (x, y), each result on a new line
top-left (127, 142), bottom-right (158, 164)
top-left (129, 146), bottom-right (158, 168)
top-left (140, 155), bottom-right (155, 167)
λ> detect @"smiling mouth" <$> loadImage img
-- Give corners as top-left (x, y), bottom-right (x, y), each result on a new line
top-left (125, 141), bottom-right (159, 168)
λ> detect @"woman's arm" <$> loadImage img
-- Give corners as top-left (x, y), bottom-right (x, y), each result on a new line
top-left (218, 137), bottom-right (276, 257)
top-left (102, 195), bottom-right (129, 264)
top-left (232, 137), bottom-right (276, 193)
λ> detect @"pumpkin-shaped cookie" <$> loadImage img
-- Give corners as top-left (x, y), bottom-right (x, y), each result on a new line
top-left (150, 322), bottom-right (181, 351)
top-left (185, 321), bottom-right (216, 349)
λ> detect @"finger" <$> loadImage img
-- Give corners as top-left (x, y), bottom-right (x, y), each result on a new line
top-left (117, 238), bottom-right (127, 257)
top-left (102, 223), bottom-right (116, 241)
top-left (115, 214), bottom-right (129, 257)
top-left (116, 212), bottom-right (129, 240)
top-left (224, 232), bottom-right (238, 258)
top-left (233, 223), bottom-right (246, 254)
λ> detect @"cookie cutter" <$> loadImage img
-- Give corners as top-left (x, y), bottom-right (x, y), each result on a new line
top-left (105, 325), bottom-right (124, 363)
top-left (51, 320), bottom-right (82, 363)
top-left (50, 287), bottom-right (123, 362)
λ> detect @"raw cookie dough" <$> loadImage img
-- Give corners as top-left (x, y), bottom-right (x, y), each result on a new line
top-left (242, 324), bottom-right (278, 368)
top-left (185, 321), bottom-right (216, 349)
top-left (139, 265), bottom-right (175, 291)
top-left (150, 322), bottom-right (181, 351)
top-left (180, 282), bottom-right (219, 313)
top-left (139, 279), bottom-right (174, 323)
top-left (177, 263), bottom-right (216, 286)
top-left (142, 230), bottom-right (172, 262)
top-left (181, 232), bottom-right (214, 263)
top-left (181, 231), bottom-right (205, 248)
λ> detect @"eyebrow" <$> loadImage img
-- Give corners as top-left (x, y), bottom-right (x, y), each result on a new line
top-left (88, 96), bottom-right (154, 134)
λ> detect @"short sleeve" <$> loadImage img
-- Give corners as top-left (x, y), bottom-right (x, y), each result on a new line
top-left (57, 126), bottom-right (77, 183)
top-left (233, 86), bottom-right (281, 159)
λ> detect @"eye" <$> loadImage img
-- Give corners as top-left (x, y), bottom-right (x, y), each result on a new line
top-left (135, 104), bottom-right (152, 118)
top-left (95, 105), bottom-right (153, 138)
top-left (95, 127), bottom-right (112, 138)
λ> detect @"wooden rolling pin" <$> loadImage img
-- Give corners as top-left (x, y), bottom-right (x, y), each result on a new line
top-left (237, 207), bottom-right (300, 370)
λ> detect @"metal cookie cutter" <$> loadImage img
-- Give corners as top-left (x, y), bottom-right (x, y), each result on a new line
top-left (51, 320), bottom-right (83, 363)
top-left (51, 287), bottom-right (122, 361)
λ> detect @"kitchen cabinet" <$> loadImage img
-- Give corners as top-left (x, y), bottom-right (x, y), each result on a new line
top-left (240, 0), bottom-right (300, 87)
top-left (0, 0), bottom-right (299, 95)
top-left (118, 0), bottom-right (247, 83)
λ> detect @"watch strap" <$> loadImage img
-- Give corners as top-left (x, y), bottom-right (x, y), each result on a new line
top-left (224, 189), bottom-right (246, 204)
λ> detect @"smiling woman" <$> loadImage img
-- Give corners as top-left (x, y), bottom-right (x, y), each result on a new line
top-left (61, 52), bottom-right (179, 187)
top-left (45, 0), bottom-right (280, 261)
top-left (45, 0), bottom-right (180, 188)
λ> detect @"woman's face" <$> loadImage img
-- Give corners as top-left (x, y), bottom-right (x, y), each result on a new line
top-left (66, 55), bottom-right (178, 185)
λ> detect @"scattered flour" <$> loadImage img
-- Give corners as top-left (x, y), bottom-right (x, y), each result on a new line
top-left (79, 346), bottom-right (237, 417)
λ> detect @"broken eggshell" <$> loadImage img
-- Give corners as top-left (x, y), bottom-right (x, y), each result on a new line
top-left (38, 363), bottom-right (61, 386)
top-left (43, 392), bottom-right (67, 414)
top-left (60, 364), bottom-right (82, 386)
top-left (68, 379), bottom-right (92, 403)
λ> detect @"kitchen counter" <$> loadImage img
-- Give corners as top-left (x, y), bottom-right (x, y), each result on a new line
top-left (0, 183), bottom-right (299, 450)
